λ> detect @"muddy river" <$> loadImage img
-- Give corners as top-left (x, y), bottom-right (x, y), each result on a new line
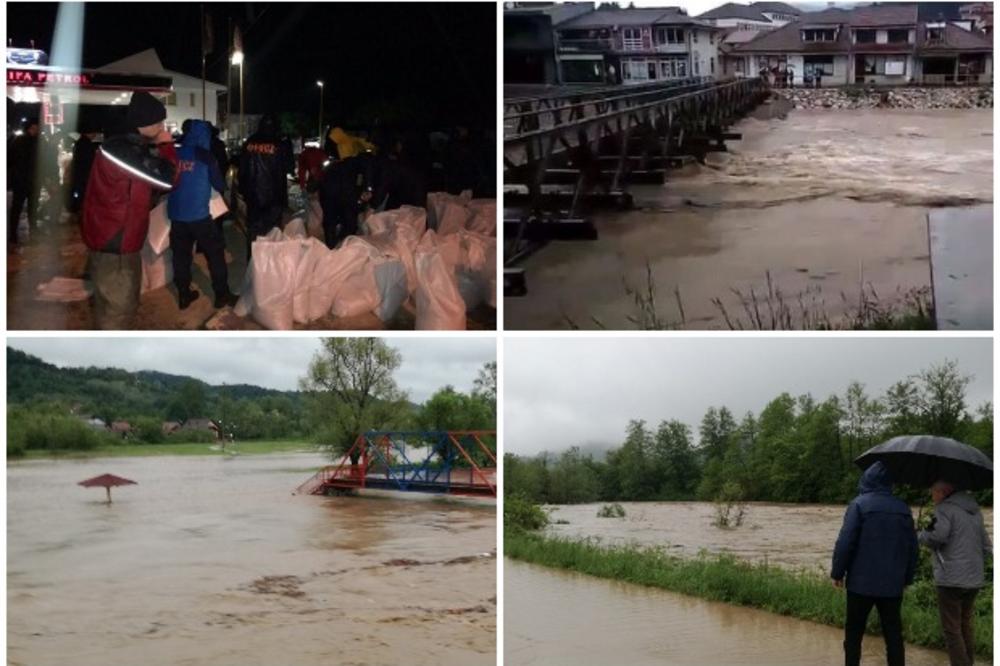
top-left (506, 109), bottom-right (992, 329)
top-left (506, 560), bottom-right (956, 666)
top-left (7, 454), bottom-right (496, 666)
top-left (544, 501), bottom-right (993, 573)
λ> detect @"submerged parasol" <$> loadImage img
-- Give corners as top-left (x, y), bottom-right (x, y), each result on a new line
top-left (78, 473), bottom-right (137, 503)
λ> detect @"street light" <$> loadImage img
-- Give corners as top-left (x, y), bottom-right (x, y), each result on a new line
top-left (316, 80), bottom-right (324, 144)
top-left (231, 49), bottom-right (244, 143)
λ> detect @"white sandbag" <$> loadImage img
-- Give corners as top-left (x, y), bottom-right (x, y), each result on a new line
top-left (467, 199), bottom-right (497, 236)
top-left (306, 243), bottom-right (371, 321)
top-left (284, 216), bottom-right (307, 240)
top-left (249, 240), bottom-right (300, 330)
top-left (415, 233), bottom-right (465, 330)
top-left (437, 199), bottom-right (472, 236)
top-left (426, 191), bottom-right (470, 231)
top-left (141, 243), bottom-right (172, 293)
top-left (397, 205), bottom-right (427, 236)
top-left (233, 256), bottom-right (255, 317)
top-left (373, 259), bottom-right (408, 322)
top-left (457, 269), bottom-right (486, 311)
top-left (366, 223), bottom-right (420, 294)
top-left (330, 260), bottom-right (379, 319)
top-left (209, 189), bottom-right (228, 218)
top-left (458, 231), bottom-right (496, 309)
top-left (147, 201), bottom-right (171, 254)
top-left (306, 195), bottom-right (324, 240)
top-left (292, 238), bottom-right (329, 324)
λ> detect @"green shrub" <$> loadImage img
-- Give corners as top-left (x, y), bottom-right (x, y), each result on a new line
top-left (505, 494), bottom-right (549, 532)
top-left (7, 407), bottom-right (116, 452)
top-left (597, 503), bottom-right (626, 518)
top-left (132, 416), bottom-right (166, 444)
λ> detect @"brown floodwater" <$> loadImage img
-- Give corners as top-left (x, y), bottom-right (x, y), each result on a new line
top-left (7, 454), bottom-right (496, 666)
top-left (544, 501), bottom-right (993, 573)
top-left (506, 560), bottom-right (958, 666)
top-left (506, 109), bottom-right (993, 329)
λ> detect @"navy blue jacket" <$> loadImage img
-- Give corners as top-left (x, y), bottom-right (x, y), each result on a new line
top-left (167, 120), bottom-right (225, 222)
top-left (831, 462), bottom-right (918, 598)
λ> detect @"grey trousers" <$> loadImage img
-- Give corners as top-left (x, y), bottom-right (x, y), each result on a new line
top-left (90, 251), bottom-right (141, 330)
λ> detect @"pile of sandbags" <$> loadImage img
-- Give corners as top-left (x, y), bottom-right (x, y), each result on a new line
top-left (229, 195), bottom-right (496, 330)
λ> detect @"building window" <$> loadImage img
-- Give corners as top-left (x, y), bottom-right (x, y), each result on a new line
top-left (860, 55), bottom-right (907, 76)
top-left (709, 31), bottom-right (714, 44)
top-left (165, 92), bottom-right (177, 106)
top-left (804, 55), bottom-right (834, 76)
top-left (693, 30), bottom-right (698, 43)
top-left (710, 56), bottom-right (715, 74)
top-left (887, 28), bottom-right (909, 43)
top-left (655, 27), bottom-right (684, 45)
top-left (648, 62), bottom-right (657, 80)
top-left (802, 28), bottom-right (836, 42)
top-left (624, 59), bottom-right (651, 81)
top-left (694, 58), bottom-right (700, 74)
top-left (855, 29), bottom-right (876, 43)
top-left (190, 92), bottom-right (196, 107)
top-left (623, 28), bottom-right (643, 51)
top-left (927, 27), bottom-right (944, 42)
top-left (659, 58), bottom-right (687, 78)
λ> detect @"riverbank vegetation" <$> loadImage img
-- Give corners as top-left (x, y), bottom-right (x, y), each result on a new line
top-left (8, 345), bottom-right (496, 459)
top-left (506, 532), bottom-right (993, 657)
top-left (506, 360), bottom-right (991, 506)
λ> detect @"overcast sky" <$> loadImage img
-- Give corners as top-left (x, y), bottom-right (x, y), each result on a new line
top-left (505, 338), bottom-right (992, 456)
top-left (8, 337), bottom-right (495, 402)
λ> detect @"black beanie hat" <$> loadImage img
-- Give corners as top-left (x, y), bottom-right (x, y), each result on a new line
top-left (126, 91), bottom-right (166, 128)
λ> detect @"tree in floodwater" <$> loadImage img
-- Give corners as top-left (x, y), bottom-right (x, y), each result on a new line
top-left (300, 339), bottom-right (409, 462)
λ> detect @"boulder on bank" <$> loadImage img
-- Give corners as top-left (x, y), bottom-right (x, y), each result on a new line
top-left (773, 86), bottom-right (992, 111)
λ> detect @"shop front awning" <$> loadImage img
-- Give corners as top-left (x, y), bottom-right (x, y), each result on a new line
top-left (7, 65), bottom-right (172, 105)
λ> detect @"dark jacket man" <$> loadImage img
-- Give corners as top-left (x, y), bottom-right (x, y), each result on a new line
top-left (167, 120), bottom-right (235, 310)
top-left (238, 115), bottom-right (292, 254)
top-left (81, 91), bottom-right (177, 329)
top-left (8, 120), bottom-right (40, 243)
top-left (319, 155), bottom-right (365, 249)
top-left (832, 462), bottom-right (918, 666)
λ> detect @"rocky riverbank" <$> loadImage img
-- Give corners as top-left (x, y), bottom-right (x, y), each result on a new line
top-left (775, 86), bottom-right (993, 110)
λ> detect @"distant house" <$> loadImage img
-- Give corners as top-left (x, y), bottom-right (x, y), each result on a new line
top-left (110, 421), bottom-right (132, 439)
top-left (162, 421), bottom-right (182, 436)
top-left (555, 7), bottom-right (722, 85)
top-left (729, 4), bottom-right (992, 86)
top-left (505, 2), bottom-right (596, 84)
top-left (960, 3), bottom-right (993, 35)
top-left (697, 2), bottom-right (800, 31)
top-left (177, 418), bottom-right (222, 439)
top-left (80, 416), bottom-right (108, 431)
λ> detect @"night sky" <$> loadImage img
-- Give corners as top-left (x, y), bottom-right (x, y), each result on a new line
top-left (7, 2), bottom-right (497, 130)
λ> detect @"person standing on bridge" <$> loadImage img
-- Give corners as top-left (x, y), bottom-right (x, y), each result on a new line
top-left (831, 462), bottom-right (918, 666)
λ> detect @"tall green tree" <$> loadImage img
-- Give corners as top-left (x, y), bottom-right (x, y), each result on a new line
top-left (300, 338), bottom-right (409, 461)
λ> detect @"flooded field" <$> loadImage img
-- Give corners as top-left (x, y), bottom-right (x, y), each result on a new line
top-left (506, 109), bottom-right (993, 329)
top-left (544, 501), bottom-right (994, 573)
top-left (7, 454), bottom-right (496, 666)
top-left (506, 560), bottom-right (955, 666)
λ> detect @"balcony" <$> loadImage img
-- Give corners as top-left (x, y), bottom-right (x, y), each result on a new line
top-left (558, 38), bottom-right (614, 52)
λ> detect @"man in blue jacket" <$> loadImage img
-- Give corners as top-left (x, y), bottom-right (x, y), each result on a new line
top-left (831, 461), bottom-right (918, 666)
top-left (167, 119), bottom-right (236, 309)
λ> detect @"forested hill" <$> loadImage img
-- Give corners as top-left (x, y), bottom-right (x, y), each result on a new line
top-left (7, 347), bottom-right (301, 417)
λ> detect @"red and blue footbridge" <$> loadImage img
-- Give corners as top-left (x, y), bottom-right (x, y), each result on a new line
top-left (295, 430), bottom-right (496, 498)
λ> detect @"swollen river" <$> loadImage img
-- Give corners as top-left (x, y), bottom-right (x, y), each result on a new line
top-left (506, 109), bottom-right (992, 330)
top-left (8, 454), bottom-right (496, 666)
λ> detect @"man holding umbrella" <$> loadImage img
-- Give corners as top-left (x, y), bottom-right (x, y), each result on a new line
top-left (918, 480), bottom-right (991, 666)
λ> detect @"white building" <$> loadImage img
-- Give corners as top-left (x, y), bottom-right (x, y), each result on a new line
top-left (97, 49), bottom-right (227, 134)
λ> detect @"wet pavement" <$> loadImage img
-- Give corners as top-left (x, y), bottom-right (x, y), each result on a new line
top-left (505, 560), bottom-right (959, 666)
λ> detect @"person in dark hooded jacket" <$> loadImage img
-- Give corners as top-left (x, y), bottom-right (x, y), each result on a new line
top-left (831, 461), bottom-right (918, 666)
top-left (238, 114), bottom-right (293, 255)
top-left (167, 119), bottom-right (236, 310)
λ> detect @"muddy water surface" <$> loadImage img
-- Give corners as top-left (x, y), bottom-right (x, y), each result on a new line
top-left (545, 501), bottom-right (993, 572)
top-left (507, 109), bottom-right (992, 329)
top-left (506, 560), bottom-right (954, 666)
top-left (7, 454), bottom-right (495, 666)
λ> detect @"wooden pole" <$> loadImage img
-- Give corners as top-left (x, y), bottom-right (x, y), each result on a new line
top-left (106, 487), bottom-right (112, 503)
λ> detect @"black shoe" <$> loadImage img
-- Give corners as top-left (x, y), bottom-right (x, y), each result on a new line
top-left (213, 291), bottom-right (239, 309)
top-left (178, 289), bottom-right (200, 310)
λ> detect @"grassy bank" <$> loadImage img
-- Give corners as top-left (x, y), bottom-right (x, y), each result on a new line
top-left (506, 532), bottom-right (992, 657)
top-left (16, 439), bottom-right (319, 460)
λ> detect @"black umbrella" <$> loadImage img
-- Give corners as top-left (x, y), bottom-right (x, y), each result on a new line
top-left (854, 435), bottom-right (993, 490)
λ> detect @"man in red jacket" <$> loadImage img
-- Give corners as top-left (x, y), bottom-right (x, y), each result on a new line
top-left (82, 91), bottom-right (177, 329)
